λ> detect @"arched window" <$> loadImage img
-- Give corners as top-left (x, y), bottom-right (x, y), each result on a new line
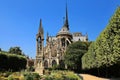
top-left (66, 40), bottom-right (69, 46)
top-left (52, 60), bottom-right (57, 67)
top-left (38, 37), bottom-right (42, 50)
top-left (59, 60), bottom-right (65, 69)
top-left (61, 38), bottom-right (65, 47)
top-left (44, 60), bottom-right (48, 69)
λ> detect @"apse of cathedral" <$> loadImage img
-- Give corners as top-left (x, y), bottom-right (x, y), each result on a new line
top-left (35, 6), bottom-right (88, 75)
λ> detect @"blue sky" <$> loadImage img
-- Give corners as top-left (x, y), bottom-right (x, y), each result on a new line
top-left (0, 0), bottom-right (120, 58)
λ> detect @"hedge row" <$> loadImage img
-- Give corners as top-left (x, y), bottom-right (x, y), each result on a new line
top-left (0, 51), bottom-right (27, 71)
top-left (82, 7), bottom-right (120, 77)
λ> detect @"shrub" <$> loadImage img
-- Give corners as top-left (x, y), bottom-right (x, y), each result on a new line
top-left (8, 75), bottom-right (19, 80)
top-left (0, 77), bottom-right (8, 80)
top-left (8, 75), bottom-right (14, 80)
top-left (0, 71), bottom-right (12, 77)
top-left (23, 72), bottom-right (41, 80)
top-left (64, 71), bottom-right (81, 80)
top-left (32, 73), bottom-right (41, 79)
top-left (44, 70), bottom-right (82, 80)
top-left (7, 72), bottom-right (23, 80)
top-left (26, 66), bottom-right (35, 72)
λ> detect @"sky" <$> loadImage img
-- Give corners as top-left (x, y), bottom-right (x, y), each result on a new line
top-left (0, 0), bottom-right (120, 58)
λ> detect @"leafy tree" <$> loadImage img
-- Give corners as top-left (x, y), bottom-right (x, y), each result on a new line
top-left (0, 48), bottom-right (1, 51)
top-left (82, 7), bottom-right (120, 77)
top-left (9, 47), bottom-right (22, 55)
top-left (64, 41), bottom-right (90, 72)
top-left (82, 42), bottom-right (96, 69)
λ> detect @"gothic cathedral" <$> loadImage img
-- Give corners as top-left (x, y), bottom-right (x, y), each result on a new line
top-left (35, 6), bottom-right (88, 75)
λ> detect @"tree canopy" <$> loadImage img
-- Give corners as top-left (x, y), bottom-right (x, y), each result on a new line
top-left (9, 47), bottom-right (22, 55)
top-left (64, 41), bottom-right (91, 72)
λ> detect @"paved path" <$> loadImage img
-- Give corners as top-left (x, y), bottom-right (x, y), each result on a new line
top-left (80, 74), bottom-right (109, 80)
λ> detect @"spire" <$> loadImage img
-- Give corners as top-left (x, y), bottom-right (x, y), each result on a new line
top-left (63, 4), bottom-right (69, 30)
top-left (46, 32), bottom-right (49, 41)
top-left (38, 19), bottom-right (43, 34)
top-left (47, 32), bottom-right (49, 37)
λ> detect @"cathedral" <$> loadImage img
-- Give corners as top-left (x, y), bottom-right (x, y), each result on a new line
top-left (35, 6), bottom-right (88, 75)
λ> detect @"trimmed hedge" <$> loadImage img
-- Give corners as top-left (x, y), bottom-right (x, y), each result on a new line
top-left (82, 7), bottom-right (120, 78)
top-left (0, 51), bottom-right (27, 71)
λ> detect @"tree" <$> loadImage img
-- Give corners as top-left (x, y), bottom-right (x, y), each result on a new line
top-left (9, 47), bottom-right (22, 55)
top-left (82, 7), bottom-right (120, 77)
top-left (82, 42), bottom-right (96, 69)
top-left (0, 48), bottom-right (1, 51)
top-left (64, 41), bottom-right (90, 72)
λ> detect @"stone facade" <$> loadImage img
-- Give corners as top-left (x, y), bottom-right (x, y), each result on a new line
top-left (35, 7), bottom-right (88, 75)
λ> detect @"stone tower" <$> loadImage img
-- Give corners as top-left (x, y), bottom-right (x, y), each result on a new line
top-left (35, 19), bottom-right (44, 75)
